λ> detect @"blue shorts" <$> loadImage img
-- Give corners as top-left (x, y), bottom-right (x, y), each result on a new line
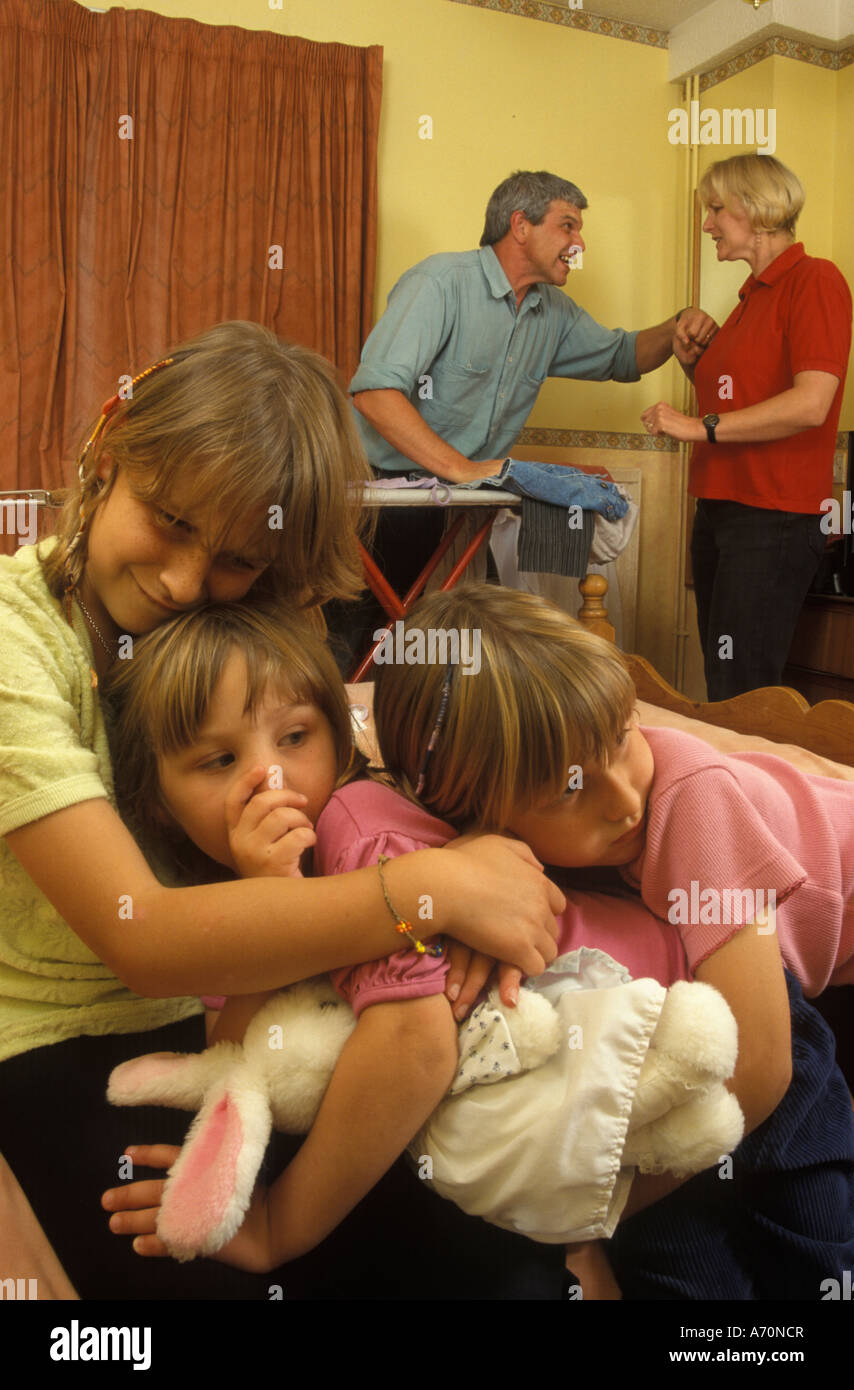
top-left (607, 972), bottom-right (854, 1299)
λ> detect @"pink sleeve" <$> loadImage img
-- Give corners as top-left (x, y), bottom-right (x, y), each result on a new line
top-left (640, 767), bottom-right (807, 973)
top-left (316, 817), bottom-right (449, 1019)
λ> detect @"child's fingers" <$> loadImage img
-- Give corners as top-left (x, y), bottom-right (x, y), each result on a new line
top-left (443, 941), bottom-right (471, 1005)
top-left (243, 799), bottom-right (313, 840)
top-left (131, 1234), bottom-right (171, 1258)
top-left (102, 1177), bottom-right (169, 1213)
top-left (108, 1202), bottom-right (162, 1236)
top-left (497, 962), bottom-right (522, 1008)
top-left (224, 765), bottom-right (271, 828)
top-left (452, 949), bottom-right (495, 1021)
top-left (232, 791), bottom-right (311, 838)
top-left (123, 1143), bottom-right (182, 1172)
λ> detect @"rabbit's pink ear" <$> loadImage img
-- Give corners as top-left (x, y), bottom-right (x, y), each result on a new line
top-left (157, 1082), bottom-right (273, 1262)
top-left (108, 1041), bottom-right (241, 1111)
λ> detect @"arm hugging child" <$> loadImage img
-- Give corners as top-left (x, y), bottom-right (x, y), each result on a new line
top-left (103, 603), bottom-right (743, 1276)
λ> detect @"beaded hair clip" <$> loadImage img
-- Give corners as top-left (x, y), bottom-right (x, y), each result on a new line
top-left (66, 356), bottom-right (175, 574)
top-left (414, 664), bottom-right (454, 798)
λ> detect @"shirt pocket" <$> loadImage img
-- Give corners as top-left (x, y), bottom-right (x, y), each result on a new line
top-left (424, 359), bottom-right (493, 423)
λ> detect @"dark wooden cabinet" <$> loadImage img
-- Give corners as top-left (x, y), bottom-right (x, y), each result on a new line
top-left (784, 594), bottom-right (854, 705)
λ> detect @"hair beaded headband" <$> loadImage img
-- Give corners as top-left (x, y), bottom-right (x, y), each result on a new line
top-left (65, 356), bottom-right (176, 578)
top-left (64, 355), bottom-right (176, 688)
top-left (414, 664), bottom-right (455, 798)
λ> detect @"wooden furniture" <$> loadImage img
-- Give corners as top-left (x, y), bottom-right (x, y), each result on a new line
top-left (625, 650), bottom-right (854, 766)
top-left (784, 593), bottom-right (854, 706)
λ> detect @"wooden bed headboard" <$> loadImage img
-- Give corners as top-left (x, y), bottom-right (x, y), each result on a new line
top-left (574, 574), bottom-right (854, 768)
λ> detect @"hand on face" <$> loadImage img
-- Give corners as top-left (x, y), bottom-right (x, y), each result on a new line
top-left (155, 653), bottom-right (339, 876)
top-left (225, 766), bottom-right (316, 879)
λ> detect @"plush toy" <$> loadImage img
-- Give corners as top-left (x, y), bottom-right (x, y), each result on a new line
top-left (108, 967), bottom-right (744, 1259)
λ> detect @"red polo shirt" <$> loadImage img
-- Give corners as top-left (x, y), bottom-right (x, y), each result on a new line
top-left (690, 243), bottom-right (852, 513)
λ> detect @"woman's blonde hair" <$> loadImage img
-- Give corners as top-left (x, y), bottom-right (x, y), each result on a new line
top-left (104, 602), bottom-right (364, 878)
top-left (373, 583), bottom-right (636, 832)
top-left (698, 154), bottom-right (804, 236)
top-left (43, 321), bottom-right (372, 612)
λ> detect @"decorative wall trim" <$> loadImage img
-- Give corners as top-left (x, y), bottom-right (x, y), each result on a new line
top-left (444, 0), bottom-right (667, 49)
top-left (516, 428), bottom-right (851, 453)
top-left (701, 39), bottom-right (854, 92)
top-left (445, 1), bottom-right (854, 76)
top-left (517, 426), bottom-right (678, 451)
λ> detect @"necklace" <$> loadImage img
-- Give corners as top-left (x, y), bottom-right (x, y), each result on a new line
top-left (75, 595), bottom-right (117, 663)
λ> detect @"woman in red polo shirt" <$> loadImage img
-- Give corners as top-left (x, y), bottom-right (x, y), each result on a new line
top-left (641, 153), bottom-right (852, 700)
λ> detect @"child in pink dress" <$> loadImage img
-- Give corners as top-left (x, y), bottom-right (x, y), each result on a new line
top-left (369, 581), bottom-right (854, 1298)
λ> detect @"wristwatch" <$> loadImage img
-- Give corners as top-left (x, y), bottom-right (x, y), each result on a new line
top-left (702, 413), bottom-right (720, 443)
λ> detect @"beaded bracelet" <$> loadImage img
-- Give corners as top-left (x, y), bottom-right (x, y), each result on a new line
top-left (376, 855), bottom-right (443, 958)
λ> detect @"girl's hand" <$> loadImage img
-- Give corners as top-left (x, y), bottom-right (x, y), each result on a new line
top-left (641, 402), bottom-right (705, 443)
top-left (444, 942), bottom-right (523, 1021)
top-left (102, 1144), bottom-right (274, 1274)
top-left (442, 834), bottom-right (563, 976)
top-left (225, 766), bottom-right (316, 878)
top-left (102, 1144), bottom-right (177, 1257)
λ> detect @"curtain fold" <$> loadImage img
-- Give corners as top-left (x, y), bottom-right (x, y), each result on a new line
top-left (0, 0), bottom-right (382, 501)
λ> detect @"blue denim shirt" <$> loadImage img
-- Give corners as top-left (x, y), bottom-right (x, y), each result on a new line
top-left (459, 459), bottom-right (629, 522)
top-left (350, 246), bottom-right (640, 473)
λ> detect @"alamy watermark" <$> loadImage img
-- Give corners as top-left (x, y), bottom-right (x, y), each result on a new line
top-left (0, 498), bottom-right (38, 548)
top-left (820, 491), bottom-right (852, 535)
top-left (668, 103), bottom-right (776, 155)
top-left (371, 621), bottom-right (481, 675)
top-left (667, 882), bottom-right (776, 930)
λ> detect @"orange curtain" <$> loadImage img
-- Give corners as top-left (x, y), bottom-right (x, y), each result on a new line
top-left (0, 0), bottom-right (382, 498)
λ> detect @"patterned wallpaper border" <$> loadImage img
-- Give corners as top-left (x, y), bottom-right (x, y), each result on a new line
top-left (517, 427), bottom-right (852, 454)
top-left (445, 0), bottom-right (667, 49)
top-left (445, 0), bottom-right (854, 79)
top-left (517, 426), bottom-right (676, 451)
top-left (701, 37), bottom-right (854, 92)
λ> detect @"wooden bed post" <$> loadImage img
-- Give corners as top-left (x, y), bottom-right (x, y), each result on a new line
top-left (576, 573), bottom-right (615, 643)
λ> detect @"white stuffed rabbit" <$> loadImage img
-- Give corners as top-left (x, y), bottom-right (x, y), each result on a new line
top-left (108, 969), bottom-right (744, 1259)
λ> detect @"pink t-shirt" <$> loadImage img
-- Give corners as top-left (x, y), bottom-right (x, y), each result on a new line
top-left (620, 726), bottom-right (854, 995)
top-left (314, 779), bottom-right (689, 1017)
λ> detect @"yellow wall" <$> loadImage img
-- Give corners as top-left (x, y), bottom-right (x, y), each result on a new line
top-left (696, 57), bottom-right (851, 426)
top-left (834, 61), bottom-right (854, 429)
top-left (102, 0), bottom-right (685, 433)
top-left (81, 2), bottom-right (854, 685)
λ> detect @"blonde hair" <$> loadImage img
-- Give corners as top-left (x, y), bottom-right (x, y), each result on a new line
top-left (698, 154), bottom-right (804, 236)
top-left (104, 603), bottom-right (364, 877)
top-left (43, 321), bottom-right (372, 612)
top-left (373, 583), bottom-right (636, 831)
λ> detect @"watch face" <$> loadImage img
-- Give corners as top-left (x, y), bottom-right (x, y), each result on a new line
top-left (703, 414), bottom-right (720, 427)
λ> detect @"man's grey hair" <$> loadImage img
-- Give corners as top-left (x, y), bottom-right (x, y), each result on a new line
top-left (480, 170), bottom-right (588, 247)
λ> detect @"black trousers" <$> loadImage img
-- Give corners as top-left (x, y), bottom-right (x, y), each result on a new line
top-left (690, 498), bottom-right (825, 701)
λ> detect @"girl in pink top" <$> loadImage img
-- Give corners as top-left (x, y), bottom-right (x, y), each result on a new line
top-left (370, 582), bottom-right (854, 1297)
top-left (101, 601), bottom-right (738, 1293)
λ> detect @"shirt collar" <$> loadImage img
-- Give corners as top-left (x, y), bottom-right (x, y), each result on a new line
top-left (739, 241), bottom-right (805, 300)
top-left (478, 244), bottom-right (542, 310)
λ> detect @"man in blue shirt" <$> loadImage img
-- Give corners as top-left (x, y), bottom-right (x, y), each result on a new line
top-left (350, 170), bottom-right (716, 482)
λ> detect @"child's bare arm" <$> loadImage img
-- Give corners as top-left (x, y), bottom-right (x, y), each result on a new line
top-left (224, 992), bottom-right (460, 1271)
top-left (209, 991), bottom-right (278, 1045)
top-left (621, 911), bottom-right (790, 1222)
top-left (693, 910), bottom-right (791, 1133)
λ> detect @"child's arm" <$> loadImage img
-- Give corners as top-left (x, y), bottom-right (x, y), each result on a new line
top-left (7, 799), bottom-right (561, 996)
top-left (104, 992), bottom-right (460, 1271)
top-left (620, 910), bottom-right (791, 1221)
top-left (692, 909), bottom-right (791, 1133)
top-left (249, 992), bottom-right (459, 1270)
